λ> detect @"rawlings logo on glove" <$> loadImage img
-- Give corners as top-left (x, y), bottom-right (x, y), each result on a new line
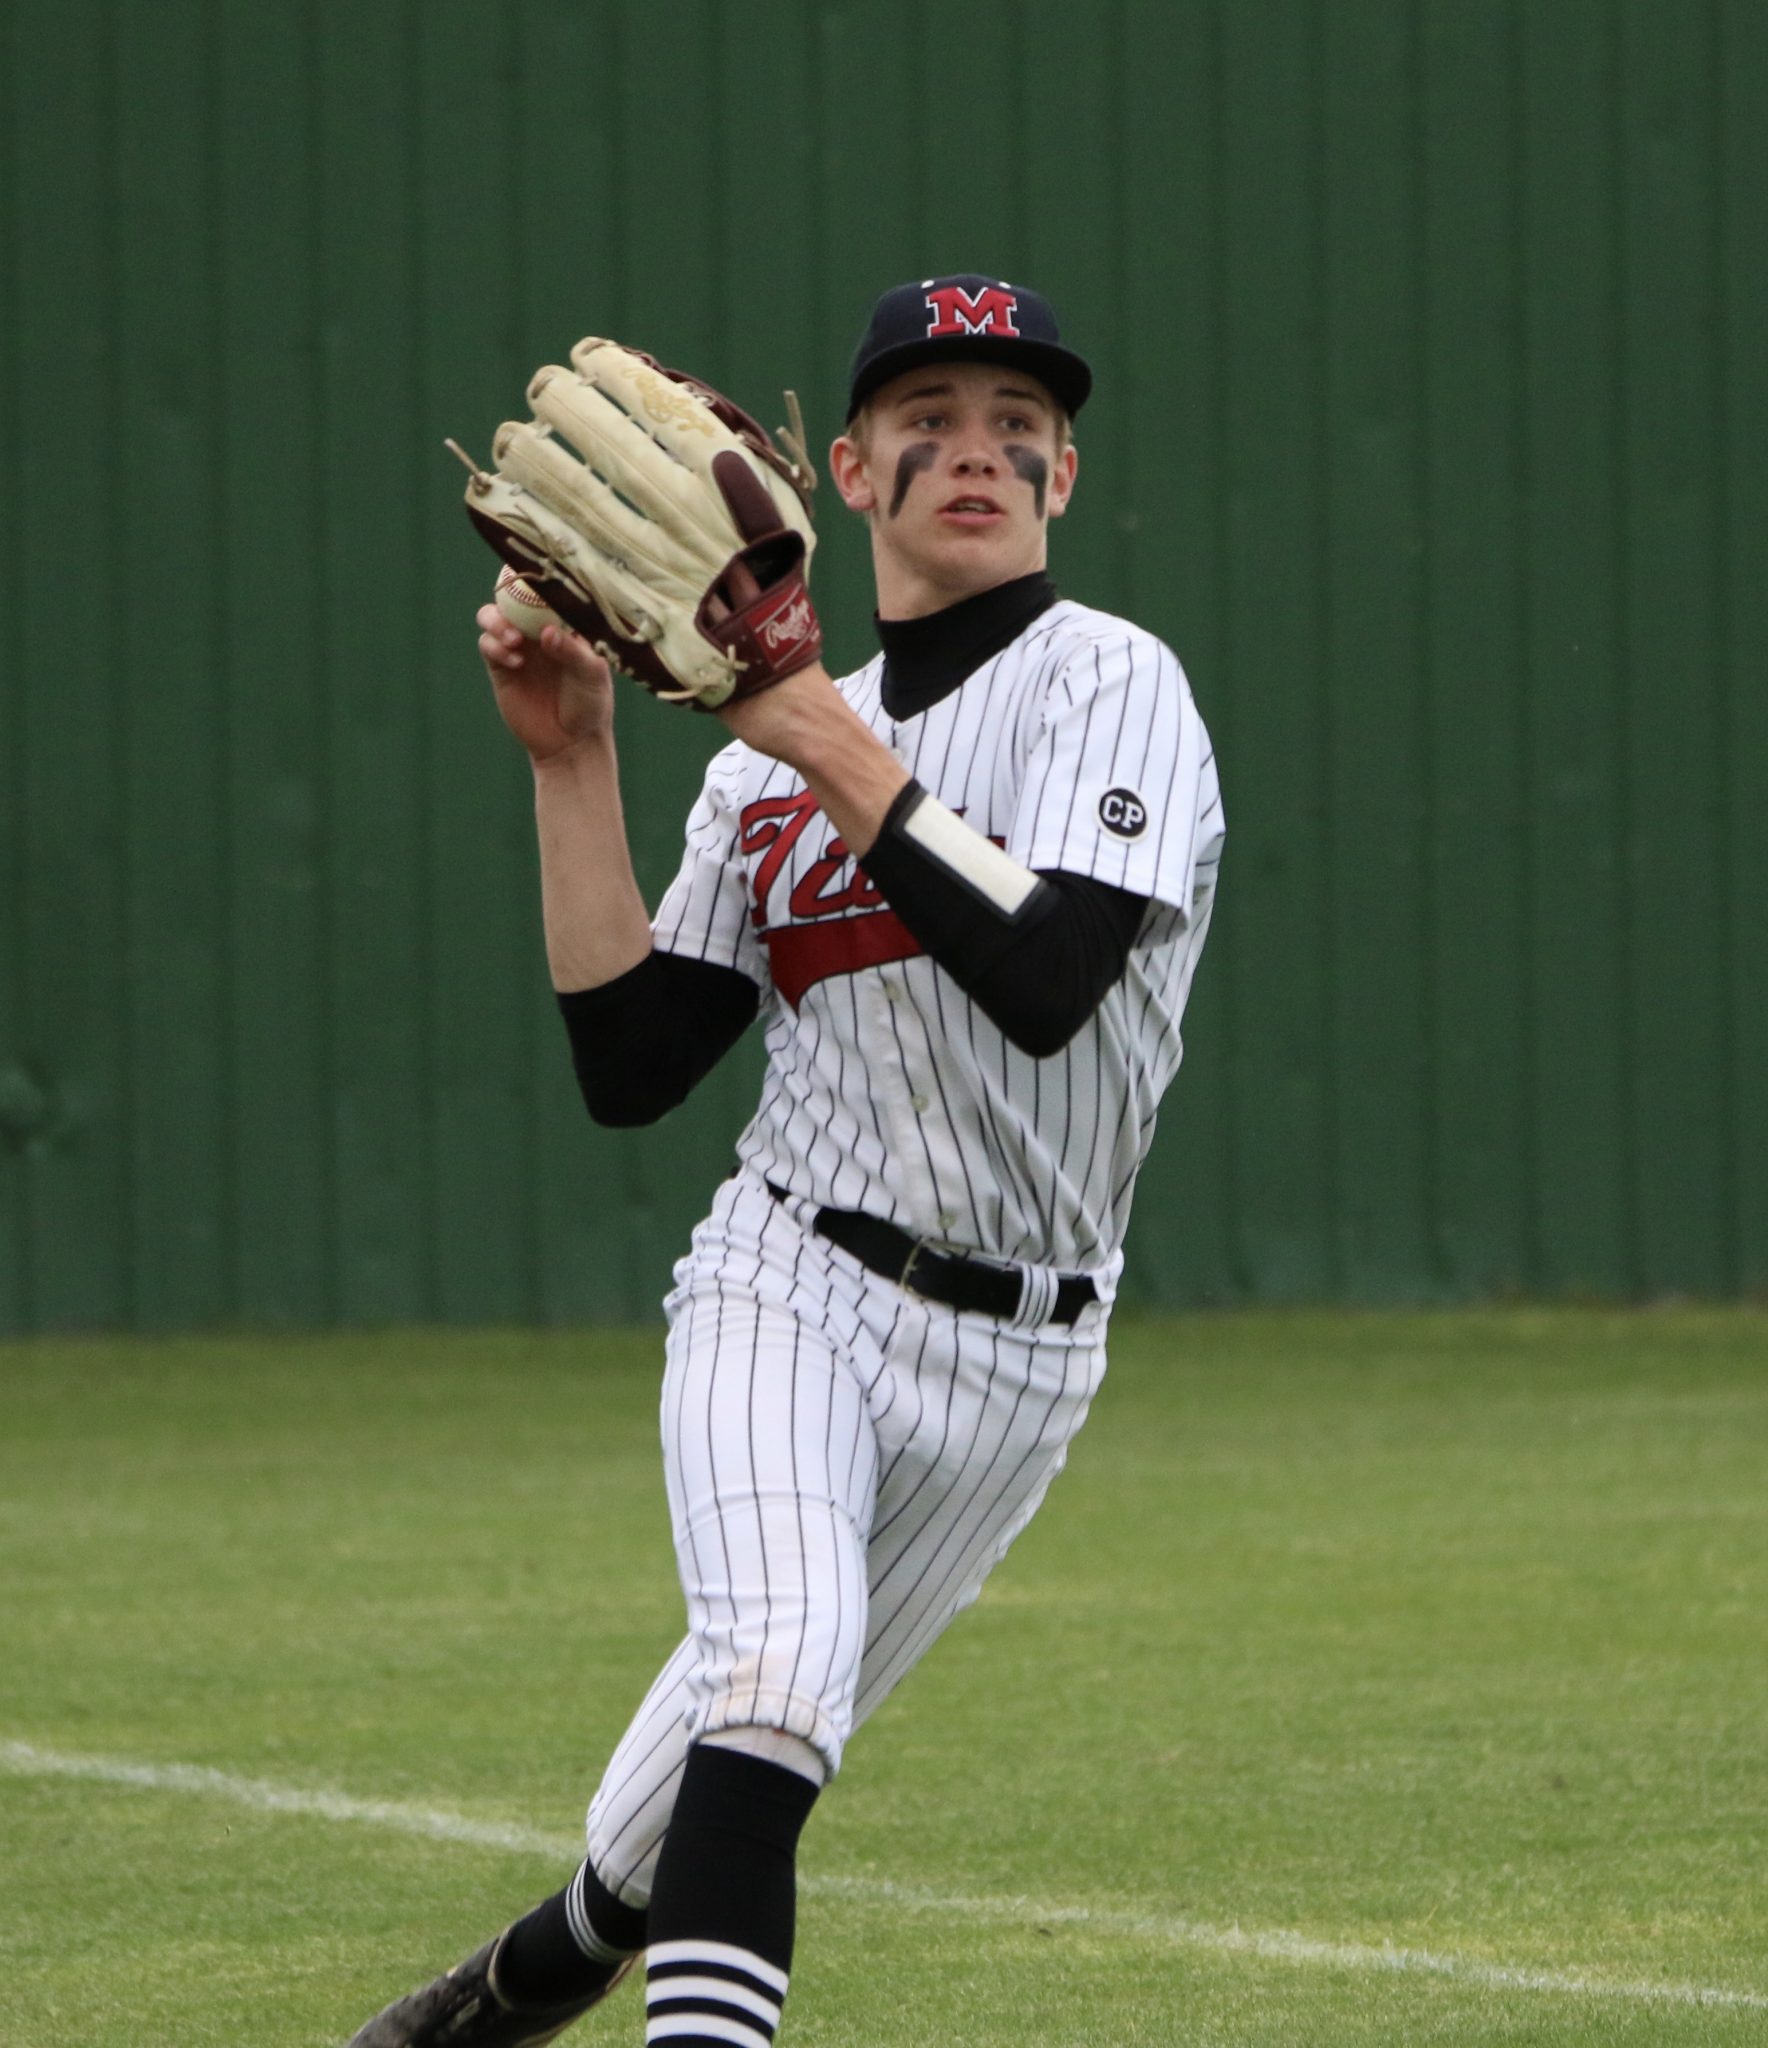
top-left (756, 591), bottom-right (817, 659)
top-left (447, 339), bottom-right (822, 709)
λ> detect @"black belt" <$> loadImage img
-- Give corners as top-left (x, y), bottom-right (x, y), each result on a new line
top-left (770, 1184), bottom-right (1097, 1326)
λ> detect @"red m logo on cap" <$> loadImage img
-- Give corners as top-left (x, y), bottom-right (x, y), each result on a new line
top-left (924, 284), bottom-right (1021, 338)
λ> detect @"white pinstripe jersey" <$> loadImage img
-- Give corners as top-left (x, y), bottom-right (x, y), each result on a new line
top-left (650, 599), bottom-right (1225, 1276)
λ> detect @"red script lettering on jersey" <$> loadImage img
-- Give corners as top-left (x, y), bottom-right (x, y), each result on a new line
top-left (739, 790), bottom-right (922, 1008)
top-left (739, 790), bottom-right (890, 923)
top-left (789, 840), bottom-right (886, 920)
top-left (738, 791), bottom-right (1020, 1008)
top-left (739, 790), bottom-right (824, 925)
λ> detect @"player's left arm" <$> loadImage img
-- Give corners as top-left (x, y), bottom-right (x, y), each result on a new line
top-left (855, 787), bottom-right (1149, 1055)
top-left (718, 663), bottom-right (1160, 1057)
top-left (948, 621), bottom-right (1220, 1048)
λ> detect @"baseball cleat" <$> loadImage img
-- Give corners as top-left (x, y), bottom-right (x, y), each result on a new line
top-left (343, 1930), bottom-right (634, 2047)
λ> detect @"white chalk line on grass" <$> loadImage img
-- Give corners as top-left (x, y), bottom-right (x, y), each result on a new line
top-left (4, 1737), bottom-right (1763, 2015)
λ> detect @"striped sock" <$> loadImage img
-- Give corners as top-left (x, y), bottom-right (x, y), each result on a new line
top-left (493, 1855), bottom-right (644, 2006)
top-left (642, 1743), bottom-right (820, 2047)
top-left (645, 1938), bottom-right (789, 2045)
top-left (564, 1856), bottom-right (645, 1969)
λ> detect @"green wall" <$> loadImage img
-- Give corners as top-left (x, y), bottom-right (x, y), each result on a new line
top-left (2, 0), bottom-right (1763, 1331)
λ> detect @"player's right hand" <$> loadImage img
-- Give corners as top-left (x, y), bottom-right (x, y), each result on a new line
top-left (476, 603), bottom-right (617, 761)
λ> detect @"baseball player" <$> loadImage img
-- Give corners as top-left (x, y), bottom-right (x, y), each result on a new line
top-left (345, 274), bottom-right (1224, 2047)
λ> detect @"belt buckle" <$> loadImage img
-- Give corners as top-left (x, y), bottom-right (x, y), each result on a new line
top-left (898, 1236), bottom-right (941, 1299)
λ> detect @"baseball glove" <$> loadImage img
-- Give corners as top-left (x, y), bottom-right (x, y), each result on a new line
top-left (448, 340), bottom-right (821, 708)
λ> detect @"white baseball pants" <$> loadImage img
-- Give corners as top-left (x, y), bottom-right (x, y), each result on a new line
top-left (584, 1168), bottom-right (1110, 1904)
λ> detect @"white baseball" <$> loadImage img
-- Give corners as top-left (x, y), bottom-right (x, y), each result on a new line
top-left (494, 563), bottom-right (565, 640)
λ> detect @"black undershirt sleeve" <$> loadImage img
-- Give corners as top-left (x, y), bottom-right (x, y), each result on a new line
top-left (857, 785), bottom-right (1149, 1057)
top-left (557, 787), bottom-right (1149, 1120)
top-left (973, 869), bottom-right (1149, 1055)
top-left (557, 952), bottom-right (759, 1127)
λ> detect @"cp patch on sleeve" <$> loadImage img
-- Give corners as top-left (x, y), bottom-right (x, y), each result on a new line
top-left (1098, 787), bottom-right (1148, 840)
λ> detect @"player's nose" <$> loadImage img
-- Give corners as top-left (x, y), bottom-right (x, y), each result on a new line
top-left (951, 442), bottom-right (999, 475)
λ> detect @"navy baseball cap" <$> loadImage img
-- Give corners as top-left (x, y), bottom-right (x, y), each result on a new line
top-left (846, 274), bottom-right (1093, 422)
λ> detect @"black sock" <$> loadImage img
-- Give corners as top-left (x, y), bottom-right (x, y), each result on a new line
top-left (643, 1743), bottom-right (821, 2046)
top-left (494, 1856), bottom-right (647, 2007)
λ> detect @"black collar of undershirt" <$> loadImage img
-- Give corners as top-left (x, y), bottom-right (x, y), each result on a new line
top-left (875, 571), bottom-right (1059, 720)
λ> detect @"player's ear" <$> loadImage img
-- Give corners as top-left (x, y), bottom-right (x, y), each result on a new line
top-left (829, 433), bottom-right (879, 516)
top-left (1046, 442), bottom-right (1079, 520)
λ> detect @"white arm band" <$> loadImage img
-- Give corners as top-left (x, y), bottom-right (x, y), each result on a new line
top-left (896, 788), bottom-right (1040, 917)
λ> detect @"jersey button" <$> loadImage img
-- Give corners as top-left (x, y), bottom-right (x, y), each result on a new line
top-left (910, 1093), bottom-right (929, 1113)
top-left (882, 979), bottom-right (901, 1000)
top-left (938, 1211), bottom-right (956, 1231)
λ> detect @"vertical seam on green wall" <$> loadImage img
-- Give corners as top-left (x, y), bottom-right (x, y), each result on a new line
top-left (1203, 0), bottom-right (1241, 1298)
top-left (1, 0), bottom-right (25, 1328)
top-left (204, 0), bottom-right (240, 1321)
top-left (611, 1), bottom-right (629, 335)
top-left (1308, 0), bottom-right (1342, 1299)
top-left (105, 0), bottom-right (139, 1330)
top-left (1497, 0), bottom-right (1530, 1294)
top-left (1506, 0), bottom-right (1542, 1293)
top-left (300, 0), bottom-right (338, 1326)
top-left (504, 0), bottom-right (536, 1322)
top-left (1406, 0), bottom-right (1443, 1294)
top-left (1606, 1), bottom-right (1642, 1296)
top-left (1706, 0), bottom-right (1739, 1294)
top-left (1009, 0), bottom-right (1029, 267)
top-left (406, 0), bottom-right (439, 1321)
top-left (910, 0), bottom-right (929, 265)
top-left (714, 3), bottom-right (732, 390)
top-left (805, 0), bottom-right (826, 478)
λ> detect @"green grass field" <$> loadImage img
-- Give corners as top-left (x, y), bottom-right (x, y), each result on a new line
top-left (3, 1310), bottom-right (1765, 2046)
